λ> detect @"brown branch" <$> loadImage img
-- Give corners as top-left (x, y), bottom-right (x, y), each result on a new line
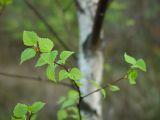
top-left (23, 0), bottom-right (72, 54)
top-left (0, 71), bottom-right (72, 88)
top-left (81, 75), bottom-right (127, 99)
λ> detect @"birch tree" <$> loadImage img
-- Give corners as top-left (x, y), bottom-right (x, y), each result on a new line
top-left (77, 0), bottom-right (110, 119)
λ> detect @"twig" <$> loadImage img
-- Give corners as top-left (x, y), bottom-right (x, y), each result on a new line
top-left (72, 81), bottom-right (82, 120)
top-left (23, 0), bottom-right (73, 54)
top-left (0, 71), bottom-right (72, 88)
top-left (81, 75), bottom-right (127, 99)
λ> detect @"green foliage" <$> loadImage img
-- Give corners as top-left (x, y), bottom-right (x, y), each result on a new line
top-left (12, 102), bottom-right (45, 120)
top-left (109, 85), bottom-right (120, 92)
top-left (128, 70), bottom-right (138, 85)
top-left (20, 48), bottom-right (36, 64)
top-left (19, 31), bottom-right (147, 120)
top-left (57, 90), bottom-right (79, 120)
top-left (35, 51), bottom-right (58, 67)
top-left (46, 63), bottom-right (56, 81)
top-left (38, 38), bottom-right (54, 53)
top-left (13, 103), bottom-right (28, 118)
top-left (68, 68), bottom-right (82, 81)
top-left (124, 52), bottom-right (147, 85)
top-left (124, 53), bottom-right (137, 65)
top-left (23, 31), bottom-right (38, 46)
top-left (59, 70), bottom-right (68, 81)
top-left (58, 51), bottom-right (74, 64)
top-left (30, 102), bottom-right (45, 114)
top-left (20, 31), bottom-right (82, 83)
top-left (132, 59), bottom-right (146, 72)
top-left (57, 109), bottom-right (68, 120)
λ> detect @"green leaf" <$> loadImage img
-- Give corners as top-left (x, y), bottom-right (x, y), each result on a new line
top-left (59, 51), bottom-right (74, 64)
top-left (59, 70), bottom-right (68, 81)
top-left (57, 110), bottom-right (68, 120)
top-left (30, 115), bottom-right (37, 120)
top-left (23, 31), bottom-right (38, 46)
top-left (38, 38), bottom-right (54, 52)
top-left (11, 116), bottom-right (26, 120)
top-left (128, 70), bottom-right (138, 85)
top-left (46, 63), bottom-right (56, 81)
top-left (68, 90), bottom-right (79, 100)
top-left (13, 103), bottom-right (28, 117)
top-left (36, 50), bottom-right (58, 67)
top-left (133, 59), bottom-right (147, 72)
top-left (30, 101), bottom-right (45, 113)
top-left (20, 48), bottom-right (36, 64)
top-left (109, 85), bottom-right (120, 92)
top-left (124, 53), bottom-right (136, 65)
top-left (68, 68), bottom-right (82, 81)
top-left (61, 99), bottom-right (75, 109)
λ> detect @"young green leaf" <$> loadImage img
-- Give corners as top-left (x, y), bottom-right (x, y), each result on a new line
top-left (57, 109), bottom-right (68, 120)
top-left (68, 90), bottom-right (79, 100)
top-left (36, 50), bottom-right (58, 67)
top-left (30, 101), bottom-right (45, 114)
top-left (61, 99), bottom-right (75, 109)
top-left (68, 68), bottom-right (82, 81)
top-left (59, 70), bottom-right (68, 81)
top-left (20, 48), bottom-right (36, 64)
top-left (124, 53), bottom-right (136, 65)
top-left (23, 31), bottom-right (38, 46)
top-left (109, 85), bottom-right (120, 92)
top-left (38, 38), bottom-right (54, 52)
top-left (36, 53), bottom-right (50, 67)
top-left (46, 63), bottom-right (56, 81)
top-left (59, 51), bottom-right (74, 64)
top-left (128, 70), bottom-right (138, 85)
top-left (30, 114), bottom-right (37, 120)
top-left (13, 103), bottom-right (28, 118)
top-left (133, 59), bottom-right (147, 72)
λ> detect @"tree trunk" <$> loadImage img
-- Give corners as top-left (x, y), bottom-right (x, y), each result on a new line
top-left (76, 0), bottom-right (109, 119)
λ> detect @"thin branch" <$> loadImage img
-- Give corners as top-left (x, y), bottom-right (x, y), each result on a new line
top-left (72, 81), bottom-right (82, 120)
top-left (23, 0), bottom-right (72, 54)
top-left (0, 71), bottom-right (72, 88)
top-left (81, 75), bottom-right (127, 99)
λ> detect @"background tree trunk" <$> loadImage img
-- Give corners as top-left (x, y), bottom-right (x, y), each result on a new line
top-left (77, 0), bottom-right (109, 119)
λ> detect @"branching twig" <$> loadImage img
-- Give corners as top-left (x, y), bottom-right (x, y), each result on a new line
top-left (81, 75), bottom-right (127, 99)
top-left (23, 0), bottom-right (74, 56)
top-left (0, 71), bottom-right (72, 88)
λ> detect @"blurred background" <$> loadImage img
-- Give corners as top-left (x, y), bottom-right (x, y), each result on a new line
top-left (0, 0), bottom-right (160, 120)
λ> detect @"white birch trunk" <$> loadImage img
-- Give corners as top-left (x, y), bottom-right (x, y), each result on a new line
top-left (77, 0), bottom-right (104, 119)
